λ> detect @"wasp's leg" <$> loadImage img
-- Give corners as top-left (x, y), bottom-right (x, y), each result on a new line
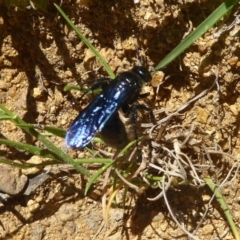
top-left (131, 103), bottom-right (156, 124)
top-left (127, 103), bottom-right (155, 160)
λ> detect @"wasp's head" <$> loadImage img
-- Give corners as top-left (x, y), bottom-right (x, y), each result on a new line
top-left (132, 66), bottom-right (152, 83)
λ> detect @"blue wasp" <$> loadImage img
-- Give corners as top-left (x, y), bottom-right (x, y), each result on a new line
top-left (65, 66), bottom-right (152, 149)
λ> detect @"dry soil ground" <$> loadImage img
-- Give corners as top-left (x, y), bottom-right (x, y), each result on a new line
top-left (0, 0), bottom-right (240, 239)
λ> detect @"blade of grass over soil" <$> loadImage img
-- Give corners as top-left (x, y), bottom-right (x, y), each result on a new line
top-left (0, 138), bottom-right (63, 161)
top-left (85, 161), bottom-right (114, 195)
top-left (205, 177), bottom-right (240, 240)
top-left (54, 3), bottom-right (115, 79)
top-left (155, 0), bottom-right (239, 70)
top-left (16, 124), bottom-right (66, 138)
top-left (0, 157), bottom-right (60, 169)
top-left (0, 104), bottom-right (90, 176)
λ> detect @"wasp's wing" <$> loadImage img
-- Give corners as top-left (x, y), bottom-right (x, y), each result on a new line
top-left (65, 115), bottom-right (97, 149)
top-left (65, 92), bottom-right (120, 149)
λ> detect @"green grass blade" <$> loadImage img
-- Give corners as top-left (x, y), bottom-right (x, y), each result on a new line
top-left (37, 125), bottom-right (66, 138)
top-left (16, 123), bottom-right (66, 138)
top-left (85, 160), bottom-right (114, 195)
top-left (205, 177), bottom-right (240, 240)
top-left (42, 126), bottom-right (66, 137)
top-left (0, 157), bottom-right (60, 169)
top-left (54, 3), bottom-right (115, 79)
top-left (0, 138), bottom-right (62, 161)
top-left (63, 84), bottom-right (86, 92)
top-left (0, 116), bottom-right (12, 120)
top-left (63, 84), bottom-right (102, 95)
top-left (155, 0), bottom-right (239, 70)
top-left (0, 104), bottom-right (90, 176)
top-left (74, 158), bottom-right (113, 164)
top-left (117, 138), bottom-right (139, 158)
top-left (0, 110), bottom-right (13, 120)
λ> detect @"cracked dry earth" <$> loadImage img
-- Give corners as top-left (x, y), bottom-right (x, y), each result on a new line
top-left (0, 0), bottom-right (240, 239)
